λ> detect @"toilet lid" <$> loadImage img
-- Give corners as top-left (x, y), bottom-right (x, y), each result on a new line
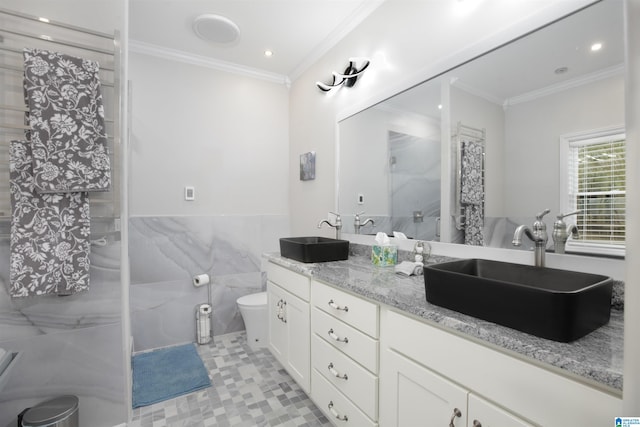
top-left (237, 291), bottom-right (267, 306)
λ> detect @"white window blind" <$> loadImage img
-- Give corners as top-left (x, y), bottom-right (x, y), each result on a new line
top-left (564, 130), bottom-right (625, 256)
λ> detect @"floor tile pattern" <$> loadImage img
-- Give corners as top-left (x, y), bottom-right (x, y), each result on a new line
top-left (130, 332), bottom-right (331, 427)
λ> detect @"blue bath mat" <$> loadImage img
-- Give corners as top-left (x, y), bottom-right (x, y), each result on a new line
top-left (132, 343), bottom-right (211, 408)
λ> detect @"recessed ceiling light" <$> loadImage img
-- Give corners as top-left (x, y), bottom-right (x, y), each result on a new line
top-left (193, 14), bottom-right (240, 44)
top-left (591, 42), bottom-right (603, 52)
top-left (38, 17), bottom-right (50, 23)
top-left (264, 50), bottom-right (274, 58)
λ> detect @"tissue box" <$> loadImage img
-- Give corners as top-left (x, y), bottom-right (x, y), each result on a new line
top-left (372, 245), bottom-right (398, 267)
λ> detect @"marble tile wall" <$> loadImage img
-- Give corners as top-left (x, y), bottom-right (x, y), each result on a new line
top-left (0, 228), bottom-right (126, 427)
top-left (128, 215), bottom-right (289, 352)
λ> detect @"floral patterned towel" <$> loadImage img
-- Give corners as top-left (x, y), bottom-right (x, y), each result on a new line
top-left (464, 205), bottom-right (484, 246)
top-left (9, 140), bottom-right (91, 298)
top-left (460, 140), bottom-right (484, 205)
top-left (460, 140), bottom-right (484, 246)
top-left (23, 48), bottom-right (111, 193)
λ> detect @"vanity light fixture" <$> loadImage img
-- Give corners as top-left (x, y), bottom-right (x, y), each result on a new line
top-left (316, 58), bottom-right (370, 92)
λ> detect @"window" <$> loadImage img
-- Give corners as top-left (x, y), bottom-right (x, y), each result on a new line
top-left (560, 127), bottom-right (626, 256)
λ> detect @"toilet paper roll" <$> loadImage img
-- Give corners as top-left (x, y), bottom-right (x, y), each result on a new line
top-left (193, 274), bottom-right (210, 287)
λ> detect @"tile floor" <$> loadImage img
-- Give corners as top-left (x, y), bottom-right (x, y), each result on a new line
top-left (130, 331), bottom-right (331, 427)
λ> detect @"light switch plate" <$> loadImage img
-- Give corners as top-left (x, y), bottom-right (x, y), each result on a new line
top-left (185, 186), bottom-right (195, 201)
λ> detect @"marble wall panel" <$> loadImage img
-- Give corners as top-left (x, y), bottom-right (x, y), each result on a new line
top-left (0, 234), bottom-right (125, 427)
top-left (0, 323), bottom-right (126, 427)
top-left (129, 215), bottom-right (288, 352)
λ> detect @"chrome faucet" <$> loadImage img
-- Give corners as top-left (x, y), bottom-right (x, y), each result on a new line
top-left (318, 212), bottom-right (342, 240)
top-left (354, 211), bottom-right (375, 234)
top-left (512, 208), bottom-right (550, 267)
top-left (552, 211), bottom-right (580, 254)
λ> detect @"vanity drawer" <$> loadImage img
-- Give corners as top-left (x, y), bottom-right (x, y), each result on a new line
top-left (312, 334), bottom-right (378, 420)
top-left (312, 307), bottom-right (378, 374)
top-left (267, 262), bottom-right (310, 301)
top-left (312, 369), bottom-right (378, 427)
top-left (312, 280), bottom-right (379, 338)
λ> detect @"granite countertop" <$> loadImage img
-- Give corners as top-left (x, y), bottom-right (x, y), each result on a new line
top-left (263, 249), bottom-right (624, 393)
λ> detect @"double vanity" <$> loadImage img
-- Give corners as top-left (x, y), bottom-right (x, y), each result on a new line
top-left (264, 241), bottom-right (623, 427)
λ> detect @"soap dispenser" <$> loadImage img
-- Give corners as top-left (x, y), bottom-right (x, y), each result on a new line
top-left (552, 211), bottom-right (580, 254)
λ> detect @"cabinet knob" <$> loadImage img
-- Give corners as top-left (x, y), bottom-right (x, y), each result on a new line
top-left (473, 420), bottom-right (482, 427)
top-left (448, 408), bottom-right (462, 427)
top-left (328, 362), bottom-right (349, 380)
top-left (328, 401), bottom-right (349, 422)
top-left (328, 328), bottom-right (349, 343)
top-left (328, 299), bottom-right (349, 312)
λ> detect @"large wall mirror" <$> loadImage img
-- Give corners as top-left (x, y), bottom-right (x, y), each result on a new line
top-left (338, 0), bottom-right (624, 255)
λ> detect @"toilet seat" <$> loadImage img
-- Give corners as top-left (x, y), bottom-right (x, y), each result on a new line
top-left (237, 291), bottom-right (267, 307)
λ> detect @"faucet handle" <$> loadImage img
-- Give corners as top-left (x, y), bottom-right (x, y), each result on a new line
top-left (329, 212), bottom-right (342, 225)
top-left (535, 209), bottom-right (551, 220)
top-left (557, 210), bottom-right (580, 219)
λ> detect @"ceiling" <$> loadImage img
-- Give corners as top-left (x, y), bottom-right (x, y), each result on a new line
top-left (382, 0), bottom-right (623, 118)
top-left (128, 0), bottom-right (384, 81)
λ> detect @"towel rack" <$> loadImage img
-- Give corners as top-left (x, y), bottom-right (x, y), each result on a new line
top-left (454, 122), bottom-right (485, 230)
top-left (0, 7), bottom-right (121, 234)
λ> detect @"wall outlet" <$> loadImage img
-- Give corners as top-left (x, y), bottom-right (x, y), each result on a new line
top-left (185, 186), bottom-right (195, 201)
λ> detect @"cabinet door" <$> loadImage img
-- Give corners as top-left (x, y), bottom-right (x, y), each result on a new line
top-left (286, 291), bottom-right (311, 393)
top-left (467, 395), bottom-right (534, 427)
top-left (380, 348), bottom-right (468, 427)
top-left (267, 281), bottom-right (287, 367)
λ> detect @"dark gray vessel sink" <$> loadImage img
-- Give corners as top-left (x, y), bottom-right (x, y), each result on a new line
top-left (279, 237), bottom-right (349, 263)
top-left (423, 258), bottom-right (613, 342)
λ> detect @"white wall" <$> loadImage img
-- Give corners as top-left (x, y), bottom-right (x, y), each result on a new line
top-left (338, 107), bottom-right (389, 216)
top-left (288, 0), bottom-right (594, 237)
top-left (504, 74), bottom-right (624, 217)
top-left (129, 52), bottom-right (290, 216)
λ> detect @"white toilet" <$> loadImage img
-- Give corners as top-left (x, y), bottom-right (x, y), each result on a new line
top-left (237, 291), bottom-right (268, 350)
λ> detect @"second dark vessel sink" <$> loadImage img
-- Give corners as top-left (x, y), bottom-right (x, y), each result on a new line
top-left (279, 236), bottom-right (349, 263)
top-left (423, 258), bottom-right (613, 342)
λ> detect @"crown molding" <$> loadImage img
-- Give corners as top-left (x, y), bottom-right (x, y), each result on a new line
top-left (450, 63), bottom-right (624, 110)
top-left (287, 0), bottom-right (386, 83)
top-left (129, 40), bottom-right (291, 87)
top-left (503, 63), bottom-right (624, 108)
top-left (450, 78), bottom-right (505, 106)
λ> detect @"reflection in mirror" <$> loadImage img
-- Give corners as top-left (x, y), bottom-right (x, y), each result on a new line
top-left (338, 0), bottom-right (624, 256)
top-left (338, 80), bottom-right (441, 239)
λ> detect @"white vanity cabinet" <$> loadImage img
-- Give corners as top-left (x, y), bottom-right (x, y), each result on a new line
top-left (380, 346), bottom-right (533, 427)
top-left (379, 308), bottom-right (622, 427)
top-left (310, 280), bottom-right (380, 426)
top-left (266, 262), bottom-right (311, 393)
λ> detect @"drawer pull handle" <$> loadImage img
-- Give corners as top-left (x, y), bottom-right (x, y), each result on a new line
top-left (328, 299), bottom-right (349, 312)
top-left (276, 299), bottom-right (286, 323)
top-left (328, 328), bottom-right (349, 343)
top-left (328, 401), bottom-right (348, 422)
top-left (473, 421), bottom-right (482, 427)
top-left (328, 362), bottom-right (348, 380)
top-left (449, 408), bottom-right (462, 427)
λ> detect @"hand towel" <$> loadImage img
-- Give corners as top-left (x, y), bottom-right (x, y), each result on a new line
top-left (9, 140), bottom-right (91, 297)
top-left (23, 48), bottom-right (111, 193)
top-left (464, 205), bottom-right (485, 246)
top-left (460, 140), bottom-right (484, 205)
